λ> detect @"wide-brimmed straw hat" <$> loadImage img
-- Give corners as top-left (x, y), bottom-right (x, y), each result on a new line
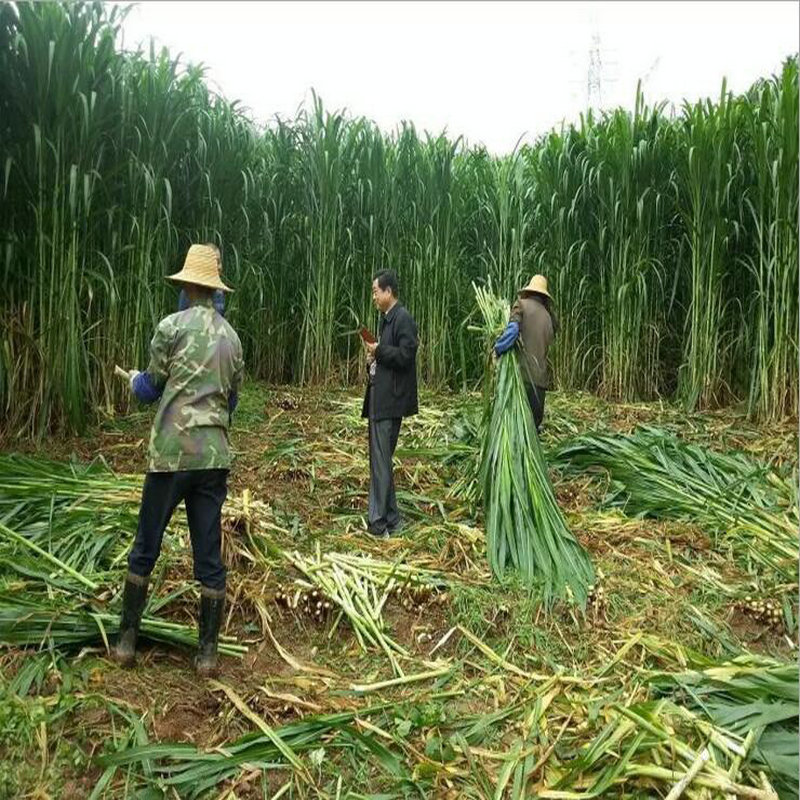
top-left (167, 244), bottom-right (232, 292)
top-left (519, 274), bottom-right (551, 299)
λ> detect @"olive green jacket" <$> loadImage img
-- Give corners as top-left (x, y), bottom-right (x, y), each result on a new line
top-left (509, 295), bottom-right (557, 388)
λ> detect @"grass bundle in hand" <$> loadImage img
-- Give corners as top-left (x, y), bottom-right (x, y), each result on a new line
top-left (473, 285), bottom-right (594, 605)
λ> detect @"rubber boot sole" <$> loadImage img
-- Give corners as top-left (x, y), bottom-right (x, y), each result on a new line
top-left (194, 657), bottom-right (219, 678)
top-left (111, 647), bottom-right (136, 668)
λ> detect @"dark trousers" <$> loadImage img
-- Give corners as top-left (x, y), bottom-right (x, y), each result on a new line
top-left (526, 384), bottom-right (547, 432)
top-left (368, 388), bottom-right (402, 532)
top-left (128, 469), bottom-right (228, 590)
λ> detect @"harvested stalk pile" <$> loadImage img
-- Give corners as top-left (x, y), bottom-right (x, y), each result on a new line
top-left (553, 427), bottom-right (798, 579)
top-left (648, 652), bottom-right (798, 799)
top-left (284, 548), bottom-right (446, 675)
top-left (0, 454), bottom-right (247, 658)
top-left (0, 454), bottom-right (143, 505)
top-left (0, 594), bottom-right (246, 656)
top-left (473, 285), bottom-right (594, 604)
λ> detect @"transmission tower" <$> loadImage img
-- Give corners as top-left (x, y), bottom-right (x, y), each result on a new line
top-left (587, 31), bottom-right (604, 110)
top-left (569, 27), bottom-right (618, 117)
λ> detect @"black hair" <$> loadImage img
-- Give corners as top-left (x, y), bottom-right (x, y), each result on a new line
top-left (373, 269), bottom-right (399, 297)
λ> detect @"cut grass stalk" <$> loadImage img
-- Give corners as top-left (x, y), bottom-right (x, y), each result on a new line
top-left (350, 665), bottom-right (452, 694)
top-left (284, 549), bottom-right (445, 675)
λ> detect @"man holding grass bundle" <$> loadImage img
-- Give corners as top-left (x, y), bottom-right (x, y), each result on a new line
top-left (494, 275), bottom-right (558, 433)
top-left (362, 270), bottom-right (419, 537)
top-left (113, 244), bottom-right (243, 677)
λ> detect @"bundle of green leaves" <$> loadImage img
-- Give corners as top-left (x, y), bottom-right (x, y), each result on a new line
top-left (473, 285), bottom-right (594, 605)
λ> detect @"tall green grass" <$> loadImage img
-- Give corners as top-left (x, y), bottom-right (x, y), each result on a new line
top-left (0, 3), bottom-right (796, 436)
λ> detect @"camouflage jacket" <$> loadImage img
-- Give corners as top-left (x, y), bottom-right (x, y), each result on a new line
top-left (140, 300), bottom-right (244, 472)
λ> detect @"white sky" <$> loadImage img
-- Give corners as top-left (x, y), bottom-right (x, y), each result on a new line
top-left (118, 1), bottom-right (799, 154)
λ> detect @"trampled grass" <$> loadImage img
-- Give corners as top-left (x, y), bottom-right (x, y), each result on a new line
top-left (0, 381), bottom-right (796, 798)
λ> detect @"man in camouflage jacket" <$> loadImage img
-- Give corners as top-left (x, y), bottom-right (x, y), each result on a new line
top-left (113, 244), bottom-right (244, 677)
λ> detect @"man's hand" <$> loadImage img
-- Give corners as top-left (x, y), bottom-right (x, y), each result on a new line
top-left (115, 365), bottom-right (139, 389)
top-left (365, 341), bottom-right (378, 364)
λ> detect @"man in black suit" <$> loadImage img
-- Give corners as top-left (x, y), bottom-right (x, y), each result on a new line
top-left (361, 270), bottom-right (419, 537)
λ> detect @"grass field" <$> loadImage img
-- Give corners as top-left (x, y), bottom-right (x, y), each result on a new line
top-left (0, 382), bottom-right (796, 798)
top-left (2, 4), bottom-right (797, 436)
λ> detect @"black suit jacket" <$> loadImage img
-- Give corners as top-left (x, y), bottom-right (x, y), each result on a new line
top-left (361, 303), bottom-right (419, 420)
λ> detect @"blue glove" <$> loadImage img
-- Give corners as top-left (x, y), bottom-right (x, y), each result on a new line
top-left (178, 289), bottom-right (225, 316)
top-left (494, 321), bottom-right (519, 355)
top-left (131, 371), bottom-right (163, 405)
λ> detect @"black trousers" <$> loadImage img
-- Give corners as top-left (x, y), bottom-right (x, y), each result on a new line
top-left (525, 384), bottom-right (547, 432)
top-left (367, 389), bottom-right (402, 532)
top-left (128, 469), bottom-right (228, 590)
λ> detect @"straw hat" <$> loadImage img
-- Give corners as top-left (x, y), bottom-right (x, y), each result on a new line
top-left (519, 274), bottom-right (551, 299)
top-left (167, 244), bottom-right (232, 292)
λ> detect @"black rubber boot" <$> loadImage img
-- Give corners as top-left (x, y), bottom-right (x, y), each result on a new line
top-left (112, 572), bottom-right (149, 668)
top-left (195, 585), bottom-right (225, 678)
